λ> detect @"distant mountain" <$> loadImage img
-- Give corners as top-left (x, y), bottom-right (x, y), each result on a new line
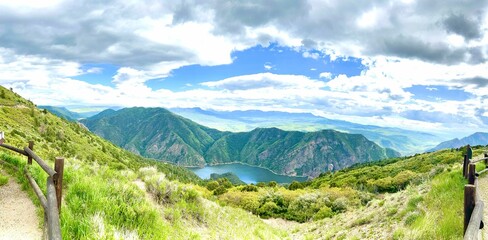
top-left (429, 132), bottom-right (488, 151)
top-left (39, 105), bottom-right (101, 120)
top-left (39, 106), bottom-right (84, 121)
top-left (170, 108), bottom-right (439, 155)
top-left (82, 107), bottom-right (400, 178)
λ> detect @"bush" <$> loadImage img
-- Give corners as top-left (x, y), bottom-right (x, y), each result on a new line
top-left (213, 186), bottom-right (228, 196)
top-left (313, 206), bottom-right (334, 220)
top-left (258, 201), bottom-right (280, 218)
top-left (288, 181), bottom-right (303, 190)
top-left (331, 197), bottom-right (348, 212)
top-left (207, 181), bottom-right (219, 191)
top-left (268, 181), bottom-right (277, 187)
top-left (241, 185), bottom-right (258, 192)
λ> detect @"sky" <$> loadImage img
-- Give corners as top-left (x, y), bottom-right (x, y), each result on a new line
top-left (0, 0), bottom-right (487, 137)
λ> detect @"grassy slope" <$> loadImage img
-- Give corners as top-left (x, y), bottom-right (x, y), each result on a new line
top-left (215, 146), bottom-right (485, 239)
top-left (0, 86), bottom-right (286, 239)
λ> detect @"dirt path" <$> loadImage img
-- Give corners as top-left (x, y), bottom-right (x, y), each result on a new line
top-left (0, 171), bottom-right (42, 240)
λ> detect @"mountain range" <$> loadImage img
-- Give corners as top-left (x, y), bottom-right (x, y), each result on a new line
top-left (39, 105), bottom-right (99, 121)
top-left (40, 105), bottom-right (442, 155)
top-left (429, 132), bottom-right (488, 151)
top-left (170, 108), bottom-right (439, 155)
top-left (81, 107), bottom-right (400, 178)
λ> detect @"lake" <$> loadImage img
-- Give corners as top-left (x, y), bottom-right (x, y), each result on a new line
top-left (188, 163), bottom-right (308, 184)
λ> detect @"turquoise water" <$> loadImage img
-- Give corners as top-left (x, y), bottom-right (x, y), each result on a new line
top-left (188, 163), bottom-right (308, 184)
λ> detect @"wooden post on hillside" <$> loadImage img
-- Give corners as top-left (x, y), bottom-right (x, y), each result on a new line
top-left (485, 153), bottom-right (488, 167)
top-left (0, 132), bottom-right (4, 144)
top-left (54, 157), bottom-right (64, 214)
top-left (464, 154), bottom-right (469, 179)
top-left (465, 184), bottom-right (476, 234)
top-left (27, 141), bottom-right (34, 165)
top-left (468, 163), bottom-right (476, 185)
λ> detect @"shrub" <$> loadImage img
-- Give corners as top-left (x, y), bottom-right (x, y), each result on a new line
top-left (288, 181), bottom-right (303, 190)
top-left (213, 186), bottom-right (228, 196)
top-left (207, 181), bottom-right (219, 191)
top-left (331, 197), bottom-right (348, 212)
top-left (258, 201), bottom-right (280, 218)
top-left (313, 206), bottom-right (334, 220)
top-left (268, 181), bottom-right (277, 187)
top-left (241, 185), bottom-right (258, 192)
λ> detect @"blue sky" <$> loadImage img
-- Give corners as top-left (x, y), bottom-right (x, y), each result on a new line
top-left (0, 0), bottom-right (487, 137)
top-left (75, 44), bottom-right (365, 91)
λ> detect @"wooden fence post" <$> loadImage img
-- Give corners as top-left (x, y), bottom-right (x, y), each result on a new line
top-left (54, 157), bottom-right (64, 214)
top-left (464, 154), bottom-right (469, 179)
top-left (0, 132), bottom-right (4, 144)
top-left (485, 153), bottom-right (488, 167)
top-left (465, 184), bottom-right (476, 234)
top-left (468, 163), bottom-right (476, 185)
top-left (27, 141), bottom-right (34, 165)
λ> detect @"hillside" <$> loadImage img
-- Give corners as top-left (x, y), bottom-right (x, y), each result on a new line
top-left (0, 86), bottom-right (288, 239)
top-left (170, 107), bottom-right (439, 155)
top-left (82, 108), bottom-right (400, 177)
top-left (430, 132), bottom-right (488, 151)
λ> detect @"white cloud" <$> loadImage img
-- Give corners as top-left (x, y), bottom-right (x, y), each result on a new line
top-left (302, 51), bottom-right (320, 59)
top-left (201, 73), bottom-right (326, 91)
top-left (319, 72), bottom-right (332, 79)
top-left (264, 63), bottom-right (273, 70)
top-left (0, 0), bottom-right (487, 136)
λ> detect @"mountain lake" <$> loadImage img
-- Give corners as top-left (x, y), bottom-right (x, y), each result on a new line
top-left (188, 163), bottom-right (308, 184)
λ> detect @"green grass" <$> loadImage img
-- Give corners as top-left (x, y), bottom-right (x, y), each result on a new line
top-left (403, 169), bottom-right (465, 239)
top-left (0, 172), bottom-right (8, 186)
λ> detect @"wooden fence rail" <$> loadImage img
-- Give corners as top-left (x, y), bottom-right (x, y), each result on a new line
top-left (0, 132), bottom-right (64, 240)
top-left (463, 152), bottom-right (488, 240)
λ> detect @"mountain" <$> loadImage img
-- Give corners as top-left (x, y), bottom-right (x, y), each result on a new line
top-left (170, 108), bottom-right (439, 155)
top-left (39, 105), bottom-right (101, 120)
top-left (429, 132), bottom-right (488, 151)
top-left (82, 107), bottom-right (400, 178)
top-left (81, 108), bottom-right (227, 166)
top-left (39, 105), bottom-right (84, 121)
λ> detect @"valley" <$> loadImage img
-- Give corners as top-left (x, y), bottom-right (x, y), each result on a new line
top-left (80, 107), bottom-right (400, 178)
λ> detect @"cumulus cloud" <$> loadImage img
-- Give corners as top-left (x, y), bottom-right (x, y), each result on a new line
top-left (1, 0), bottom-right (488, 136)
top-left (443, 13), bottom-right (484, 41)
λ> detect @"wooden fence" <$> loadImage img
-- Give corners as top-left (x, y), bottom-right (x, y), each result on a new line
top-left (463, 152), bottom-right (488, 240)
top-left (0, 132), bottom-right (64, 240)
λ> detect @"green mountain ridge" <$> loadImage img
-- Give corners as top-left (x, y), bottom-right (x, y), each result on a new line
top-left (170, 107), bottom-right (441, 155)
top-left (81, 107), bottom-right (400, 178)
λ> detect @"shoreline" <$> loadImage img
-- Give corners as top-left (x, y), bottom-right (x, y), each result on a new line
top-left (183, 161), bottom-right (309, 180)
